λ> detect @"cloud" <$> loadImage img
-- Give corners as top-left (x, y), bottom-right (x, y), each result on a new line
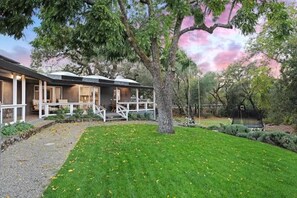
top-left (214, 50), bottom-right (245, 71)
top-left (198, 62), bottom-right (210, 71)
top-left (178, 31), bottom-right (210, 53)
top-left (0, 46), bottom-right (31, 67)
top-left (228, 41), bottom-right (242, 51)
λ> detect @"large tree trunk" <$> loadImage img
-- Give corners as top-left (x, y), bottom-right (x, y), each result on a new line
top-left (153, 74), bottom-right (174, 134)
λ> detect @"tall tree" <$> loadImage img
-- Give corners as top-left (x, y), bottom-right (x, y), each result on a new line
top-left (209, 60), bottom-right (274, 116)
top-left (247, 5), bottom-right (297, 125)
top-left (0, 0), bottom-right (291, 133)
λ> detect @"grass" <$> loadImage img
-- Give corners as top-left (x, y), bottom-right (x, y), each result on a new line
top-left (174, 116), bottom-right (231, 127)
top-left (43, 124), bottom-right (297, 197)
top-left (196, 117), bottom-right (231, 127)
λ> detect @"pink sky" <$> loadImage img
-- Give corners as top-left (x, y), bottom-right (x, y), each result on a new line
top-left (0, 1), bottom-right (295, 75)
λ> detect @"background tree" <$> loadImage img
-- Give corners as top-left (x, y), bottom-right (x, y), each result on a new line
top-left (247, 5), bottom-right (297, 126)
top-left (208, 60), bottom-right (274, 117)
top-left (0, 0), bottom-right (291, 133)
top-left (173, 50), bottom-right (198, 116)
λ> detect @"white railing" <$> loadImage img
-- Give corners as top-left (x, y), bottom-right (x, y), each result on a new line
top-left (42, 102), bottom-right (94, 117)
top-left (117, 101), bottom-right (155, 112)
top-left (0, 104), bottom-right (26, 125)
top-left (95, 105), bottom-right (106, 122)
top-left (116, 104), bottom-right (129, 121)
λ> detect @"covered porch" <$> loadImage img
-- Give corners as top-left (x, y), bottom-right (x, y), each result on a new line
top-left (0, 55), bottom-right (156, 124)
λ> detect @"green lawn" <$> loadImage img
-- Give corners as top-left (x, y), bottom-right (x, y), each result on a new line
top-left (43, 124), bottom-right (297, 197)
top-left (197, 117), bottom-right (231, 127)
top-left (174, 116), bottom-right (231, 127)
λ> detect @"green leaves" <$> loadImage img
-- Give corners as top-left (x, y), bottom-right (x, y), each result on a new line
top-left (192, 8), bottom-right (204, 25)
top-left (206, 0), bottom-right (229, 17)
top-left (0, 0), bottom-right (36, 38)
top-left (232, 8), bottom-right (258, 35)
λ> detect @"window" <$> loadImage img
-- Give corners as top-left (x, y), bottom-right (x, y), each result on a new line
top-left (113, 89), bottom-right (121, 101)
top-left (34, 85), bottom-right (62, 102)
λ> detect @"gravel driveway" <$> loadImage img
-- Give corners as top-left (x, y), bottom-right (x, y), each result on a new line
top-left (0, 122), bottom-right (100, 198)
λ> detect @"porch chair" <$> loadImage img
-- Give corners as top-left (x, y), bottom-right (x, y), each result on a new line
top-left (58, 99), bottom-right (69, 109)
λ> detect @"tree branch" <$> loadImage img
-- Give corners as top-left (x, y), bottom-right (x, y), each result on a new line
top-left (179, 22), bottom-right (233, 36)
top-left (117, 0), bottom-right (152, 69)
top-left (83, 0), bottom-right (95, 5)
top-left (228, 0), bottom-right (237, 22)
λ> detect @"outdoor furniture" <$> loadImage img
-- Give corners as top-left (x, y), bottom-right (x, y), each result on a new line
top-left (58, 99), bottom-right (68, 109)
top-left (32, 99), bottom-right (40, 111)
top-left (232, 105), bottom-right (264, 130)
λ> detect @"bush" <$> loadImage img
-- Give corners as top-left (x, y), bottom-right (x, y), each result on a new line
top-left (137, 114), bottom-right (145, 120)
top-left (74, 107), bottom-right (84, 119)
top-left (207, 125), bottom-right (220, 131)
top-left (236, 132), bottom-right (249, 138)
top-left (257, 132), bottom-right (297, 152)
top-left (219, 124), bottom-right (250, 135)
top-left (128, 113), bottom-right (138, 120)
top-left (1, 122), bottom-right (33, 136)
top-left (56, 108), bottom-right (68, 120)
top-left (86, 107), bottom-right (95, 118)
top-left (246, 131), bottom-right (265, 140)
top-left (143, 112), bottom-right (151, 120)
top-left (44, 115), bottom-right (59, 120)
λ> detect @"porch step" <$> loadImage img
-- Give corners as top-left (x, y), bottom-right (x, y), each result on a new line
top-left (105, 112), bottom-right (126, 122)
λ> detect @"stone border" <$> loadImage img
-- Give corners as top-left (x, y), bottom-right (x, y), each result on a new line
top-left (1, 121), bottom-right (56, 152)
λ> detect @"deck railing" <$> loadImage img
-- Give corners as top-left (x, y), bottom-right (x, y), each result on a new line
top-left (116, 104), bottom-right (129, 120)
top-left (95, 105), bottom-right (106, 122)
top-left (42, 102), bottom-right (107, 122)
top-left (117, 101), bottom-right (154, 112)
top-left (42, 102), bottom-right (94, 117)
top-left (0, 104), bottom-right (26, 125)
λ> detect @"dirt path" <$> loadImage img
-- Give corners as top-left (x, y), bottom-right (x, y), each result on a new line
top-left (0, 122), bottom-right (100, 198)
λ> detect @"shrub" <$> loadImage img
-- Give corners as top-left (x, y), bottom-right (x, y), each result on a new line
top-left (86, 107), bottom-right (95, 118)
top-left (258, 132), bottom-right (297, 152)
top-left (207, 125), bottom-right (220, 131)
top-left (219, 124), bottom-right (250, 135)
top-left (128, 113), bottom-right (138, 120)
top-left (137, 113), bottom-right (145, 120)
top-left (56, 108), bottom-right (67, 120)
top-left (143, 112), bottom-right (151, 120)
top-left (45, 115), bottom-right (56, 120)
top-left (236, 132), bottom-right (249, 138)
top-left (74, 107), bottom-right (84, 119)
top-left (1, 122), bottom-right (33, 136)
top-left (246, 131), bottom-right (265, 140)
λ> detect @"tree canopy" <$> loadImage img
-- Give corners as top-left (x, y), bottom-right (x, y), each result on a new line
top-left (0, 0), bottom-right (292, 133)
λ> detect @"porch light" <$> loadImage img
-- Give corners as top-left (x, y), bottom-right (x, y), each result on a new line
top-left (11, 74), bottom-right (21, 80)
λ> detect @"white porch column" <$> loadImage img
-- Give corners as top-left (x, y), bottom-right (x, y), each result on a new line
top-left (21, 75), bottom-right (26, 122)
top-left (0, 103), bottom-right (3, 124)
top-left (92, 86), bottom-right (96, 113)
top-left (12, 73), bottom-right (17, 123)
top-left (98, 87), bottom-right (101, 106)
top-left (115, 87), bottom-right (119, 113)
top-left (0, 103), bottom-right (2, 125)
top-left (39, 80), bottom-right (42, 118)
top-left (43, 81), bottom-right (48, 116)
top-left (52, 87), bottom-right (56, 103)
top-left (136, 88), bottom-right (139, 112)
top-left (153, 90), bottom-right (156, 120)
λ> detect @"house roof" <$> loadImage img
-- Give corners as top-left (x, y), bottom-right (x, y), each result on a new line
top-left (83, 75), bottom-right (111, 81)
top-left (49, 71), bottom-right (78, 77)
top-left (0, 54), bottom-right (153, 89)
top-left (114, 76), bottom-right (139, 84)
top-left (0, 56), bottom-right (51, 81)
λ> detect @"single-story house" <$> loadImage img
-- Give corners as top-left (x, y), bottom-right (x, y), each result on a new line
top-left (0, 54), bottom-right (156, 125)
